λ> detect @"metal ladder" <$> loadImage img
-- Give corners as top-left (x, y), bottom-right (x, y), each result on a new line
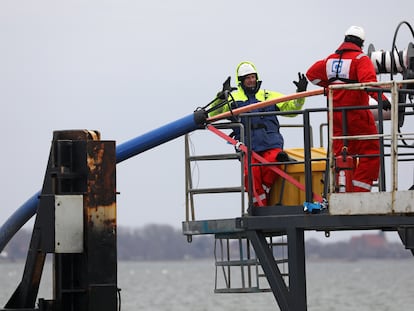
top-left (184, 123), bottom-right (247, 222)
top-left (214, 233), bottom-right (289, 293)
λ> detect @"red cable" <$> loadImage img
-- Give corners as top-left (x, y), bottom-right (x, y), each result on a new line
top-left (207, 125), bottom-right (323, 203)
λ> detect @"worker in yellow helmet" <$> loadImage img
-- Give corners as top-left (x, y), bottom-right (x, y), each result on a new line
top-left (209, 61), bottom-right (307, 206)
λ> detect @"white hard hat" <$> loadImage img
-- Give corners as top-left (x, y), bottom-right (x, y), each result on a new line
top-left (345, 25), bottom-right (365, 41)
top-left (238, 63), bottom-right (257, 77)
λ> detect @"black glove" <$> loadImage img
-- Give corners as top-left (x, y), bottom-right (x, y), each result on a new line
top-left (217, 76), bottom-right (237, 100)
top-left (382, 98), bottom-right (391, 111)
top-left (293, 72), bottom-right (308, 92)
top-left (222, 76), bottom-right (237, 92)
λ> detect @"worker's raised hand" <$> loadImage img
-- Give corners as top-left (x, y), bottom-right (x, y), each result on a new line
top-left (293, 72), bottom-right (308, 92)
top-left (217, 76), bottom-right (237, 100)
top-left (222, 76), bottom-right (237, 93)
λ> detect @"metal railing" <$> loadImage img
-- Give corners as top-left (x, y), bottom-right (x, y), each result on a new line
top-left (184, 122), bottom-right (246, 221)
top-left (327, 79), bottom-right (414, 193)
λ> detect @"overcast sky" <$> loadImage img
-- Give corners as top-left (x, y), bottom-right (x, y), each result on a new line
top-left (1, 0), bottom-right (413, 243)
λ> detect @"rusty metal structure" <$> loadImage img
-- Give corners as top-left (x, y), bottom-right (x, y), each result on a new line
top-left (4, 130), bottom-right (117, 311)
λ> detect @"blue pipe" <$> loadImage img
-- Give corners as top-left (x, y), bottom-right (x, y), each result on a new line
top-left (116, 112), bottom-right (203, 163)
top-left (0, 111), bottom-right (206, 252)
top-left (0, 192), bottom-right (40, 252)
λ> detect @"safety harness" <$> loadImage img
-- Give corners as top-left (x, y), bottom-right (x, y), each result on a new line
top-left (327, 50), bottom-right (360, 84)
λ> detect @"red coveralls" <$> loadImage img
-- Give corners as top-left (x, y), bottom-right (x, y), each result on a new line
top-left (306, 42), bottom-right (387, 192)
top-left (245, 148), bottom-right (282, 206)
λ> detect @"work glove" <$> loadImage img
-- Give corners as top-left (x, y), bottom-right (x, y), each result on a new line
top-left (217, 76), bottom-right (237, 100)
top-left (382, 98), bottom-right (391, 111)
top-left (293, 72), bottom-right (308, 92)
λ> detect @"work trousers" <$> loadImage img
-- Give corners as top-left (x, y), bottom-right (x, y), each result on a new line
top-left (333, 109), bottom-right (380, 192)
top-left (244, 148), bottom-right (282, 206)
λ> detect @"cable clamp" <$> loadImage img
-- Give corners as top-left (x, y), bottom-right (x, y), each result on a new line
top-left (235, 141), bottom-right (243, 152)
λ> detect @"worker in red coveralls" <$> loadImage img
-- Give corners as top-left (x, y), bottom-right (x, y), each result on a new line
top-left (306, 26), bottom-right (391, 192)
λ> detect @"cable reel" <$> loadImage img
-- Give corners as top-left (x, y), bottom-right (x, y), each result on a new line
top-left (368, 42), bottom-right (414, 75)
top-left (367, 21), bottom-right (414, 130)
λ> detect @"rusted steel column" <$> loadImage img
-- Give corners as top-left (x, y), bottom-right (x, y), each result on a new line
top-left (50, 130), bottom-right (117, 311)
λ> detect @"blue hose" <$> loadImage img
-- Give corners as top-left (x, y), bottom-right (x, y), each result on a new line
top-left (0, 192), bottom-right (40, 252)
top-left (0, 111), bottom-right (205, 252)
top-left (116, 113), bottom-right (202, 163)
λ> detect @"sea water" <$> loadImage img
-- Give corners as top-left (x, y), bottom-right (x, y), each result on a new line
top-left (1, 259), bottom-right (413, 311)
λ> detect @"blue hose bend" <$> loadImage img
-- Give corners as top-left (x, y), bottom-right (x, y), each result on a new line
top-left (0, 191), bottom-right (40, 252)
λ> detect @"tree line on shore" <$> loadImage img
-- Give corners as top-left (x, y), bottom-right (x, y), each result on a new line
top-left (1, 224), bottom-right (411, 261)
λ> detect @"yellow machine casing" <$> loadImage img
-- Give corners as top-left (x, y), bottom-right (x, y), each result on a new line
top-left (269, 147), bottom-right (327, 206)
